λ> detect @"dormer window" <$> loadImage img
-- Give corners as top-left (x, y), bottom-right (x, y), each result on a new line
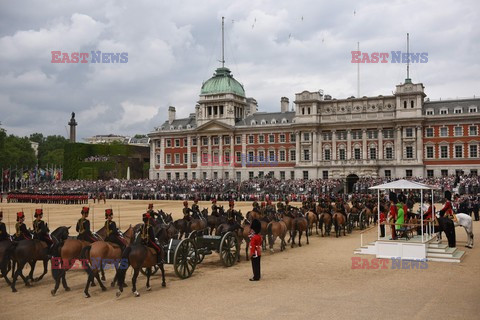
top-left (426, 109), bottom-right (434, 115)
top-left (469, 106), bottom-right (477, 113)
top-left (440, 109), bottom-right (448, 115)
top-left (281, 118), bottom-right (288, 123)
top-left (261, 119), bottom-right (266, 125)
top-left (251, 120), bottom-right (257, 125)
top-left (170, 125), bottom-right (175, 130)
top-left (178, 125), bottom-right (182, 130)
top-left (454, 107), bottom-right (462, 114)
top-left (271, 119), bottom-right (276, 124)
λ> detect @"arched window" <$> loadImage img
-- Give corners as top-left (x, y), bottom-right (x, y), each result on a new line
top-left (271, 119), bottom-right (276, 124)
top-left (404, 101), bottom-right (407, 109)
top-left (410, 101), bottom-right (414, 108)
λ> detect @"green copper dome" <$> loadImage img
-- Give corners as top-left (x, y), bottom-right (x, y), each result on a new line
top-left (200, 67), bottom-right (245, 97)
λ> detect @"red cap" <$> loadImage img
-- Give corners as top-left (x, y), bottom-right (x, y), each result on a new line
top-left (82, 207), bottom-right (89, 214)
top-left (261, 202), bottom-right (266, 207)
top-left (183, 200), bottom-right (188, 206)
top-left (212, 199), bottom-right (217, 203)
top-left (35, 209), bottom-right (43, 215)
top-left (148, 203), bottom-right (153, 209)
top-left (17, 211), bottom-right (24, 221)
top-left (229, 200), bottom-right (234, 207)
top-left (105, 209), bottom-right (113, 217)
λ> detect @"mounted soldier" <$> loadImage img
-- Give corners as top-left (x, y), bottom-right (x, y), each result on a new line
top-left (211, 198), bottom-right (219, 216)
top-left (141, 212), bottom-right (162, 265)
top-left (226, 200), bottom-right (236, 225)
top-left (191, 198), bottom-right (200, 219)
top-left (76, 207), bottom-right (97, 242)
top-left (14, 211), bottom-right (32, 241)
top-left (266, 199), bottom-right (275, 215)
top-left (183, 200), bottom-right (192, 221)
top-left (252, 199), bottom-right (260, 213)
top-left (0, 210), bottom-right (10, 241)
top-left (32, 209), bottom-right (54, 253)
top-left (285, 199), bottom-right (294, 214)
top-left (276, 200), bottom-right (285, 214)
top-left (104, 209), bottom-right (126, 251)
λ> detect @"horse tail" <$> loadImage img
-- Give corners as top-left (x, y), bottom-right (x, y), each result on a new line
top-left (80, 245), bottom-right (91, 261)
top-left (292, 218), bottom-right (298, 239)
top-left (333, 214), bottom-right (338, 230)
top-left (116, 246), bottom-right (132, 286)
top-left (267, 223), bottom-right (274, 248)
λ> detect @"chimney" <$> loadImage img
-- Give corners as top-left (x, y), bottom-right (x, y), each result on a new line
top-left (168, 106), bottom-right (176, 124)
top-left (281, 97), bottom-right (289, 113)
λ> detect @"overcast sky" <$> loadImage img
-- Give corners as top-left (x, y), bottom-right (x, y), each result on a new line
top-left (0, 0), bottom-right (479, 140)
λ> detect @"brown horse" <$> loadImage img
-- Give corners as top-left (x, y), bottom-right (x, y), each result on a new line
top-left (318, 212), bottom-right (333, 237)
top-left (305, 211), bottom-right (318, 236)
top-left (0, 240), bottom-right (15, 288)
top-left (81, 226), bottom-right (134, 298)
top-left (240, 222), bottom-right (252, 261)
top-left (188, 218), bottom-right (208, 235)
top-left (333, 213), bottom-right (347, 237)
top-left (10, 226), bottom-right (70, 292)
top-left (281, 214), bottom-right (294, 243)
top-left (267, 220), bottom-right (288, 252)
top-left (291, 216), bottom-right (308, 247)
top-left (116, 224), bottom-right (172, 298)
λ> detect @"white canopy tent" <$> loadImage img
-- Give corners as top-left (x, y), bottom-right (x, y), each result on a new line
top-left (369, 179), bottom-right (439, 243)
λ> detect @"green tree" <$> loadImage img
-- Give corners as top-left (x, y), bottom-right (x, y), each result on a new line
top-left (43, 148), bottom-right (64, 166)
top-left (1, 134), bottom-right (36, 168)
top-left (38, 135), bottom-right (68, 166)
top-left (29, 132), bottom-right (45, 144)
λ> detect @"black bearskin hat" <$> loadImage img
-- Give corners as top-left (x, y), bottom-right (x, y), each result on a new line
top-left (445, 190), bottom-right (452, 201)
top-left (389, 192), bottom-right (397, 204)
top-left (398, 193), bottom-right (406, 203)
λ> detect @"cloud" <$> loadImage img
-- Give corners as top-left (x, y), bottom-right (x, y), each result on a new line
top-left (0, 0), bottom-right (479, 140)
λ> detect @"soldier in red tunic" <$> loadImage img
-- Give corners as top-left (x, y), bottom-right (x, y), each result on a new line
top-left (440, 190), bottom-right (454, 219)
top-left (249, 219), bottom-right (262, 281)
top-left (388, 192), bottom-right (398, 240)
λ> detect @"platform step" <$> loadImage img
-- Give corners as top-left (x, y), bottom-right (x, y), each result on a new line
top-left (427, 246), bottom-right (455, 254)
top-left (428, 243), bottom-right (448, 249)
top-left (428, 250), bottom-right (465, 263)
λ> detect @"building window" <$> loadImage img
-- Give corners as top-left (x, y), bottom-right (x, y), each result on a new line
top-left (236, 172), bottom-right (241, 181)
top-left (339, 149), bottom-right (346, 160)
top-left (367, 130), bottom-right (378, 139)
top-left (454, 126), bottom-right (463, 137)
top-left (406, 170), bottom-right (413, 178)
top-left (324, 149), bottom-right (331, 160)
top-left (470, 145), bottom-right (478, 158)
top-left (258, 171), bottom-right (264, 178)
top-left (166, 154), bottom-right (172, 164)
top-left (406, 146), bottom-right (413, 159)
top-left (454, 108), bottom-right (462, 114)
top-left (441, 169), bottom-right (448, 177)
top-left (259, 135), bottom-right (265, 143)
top-left (440, 127), bottom-right (448, 137)
top-left (269, 150), bottom-right (276, 162)
top-left (426, 146), bottom-right (434, 158)
top-left (469, 107), bottom-right (478, 113)
top-left (426, 110), bottom-right (434, 115)
top-left (290, 150), bottom-right (296, 162)
top-left (175, 172), bottom-right (180, 180)
top-left (248, 151), bottom-right (254, 162)
top-left (440, 109), bottom-right (448, 115)
top-left (303, 171), bottom-right (309, 180)
top-left (427, 170), bottom-right (434, 178)
top-left (156, 154), bottom-right (161, 164)
top-left (411, 101), bottom-right (414, 108)
top-left (224, 172), bottom-right (229, 179)
top-left (183, 154), bottom-right (188, 164)
top-left (175, 153), bottom-right (180, 164)
top-left (455, 145), bottom-right (463, 158)
top-left (303, 149), bottom-right (310, 161)
top-left (212, 151), bottom-right (219, 164)
top-left (352, 130), bottom-right (362, 140)
top-left (405, 128), bottom-right (413, 137)
top-left (279, 150), bottom-right (286, 161)
top-left (258, 150), bottom-right (265, 162)
top-left (385, 147), bottom-right (393, 159)
top-left (322, 131), bottom-right (332, 140)
top-left (469, 126), bottom-right (478, 136)
top-left (167, 172), bottom-right (171, 180)
top-left (322, 170), bottom-right (328, 179)
top-left (385, 170), bottom-right (391, 178)
top-left (192, 138), bottom-right (197, 146)
top-left (184, 138), bottom-right (187, 146)
top-left (337, 131), bottom-right (347, 140)
top-left (290, 171), bottom-right (295, 180)
top-left (213, 137), bottom-right (219, 145)
top-left (202, 152), bottom-right (208, 164)
top-left (370, 147), bottom-right (377, 160)
top-left (425, 128), bottom-right (434, 137)
top-left (213, 172), bottom-right (218, 179)
top-left (249, 172), bottom-right (254, 179)
top-left (225, 151), bottom-right (230, 163)
top-left (280, 171), bottom-right (286, 180)
top-left (192, 153), bottom-right (197, 163)
top-left (440, 146), bottom-right (448, 158)
top-left (303, 132), bottom-right (310, 141)
top-left (404, 101), bottom-right (407, 109)
top-left (248, 135), bottom-right (254, 144)
top-left (236, 152), bottom-right (241, 163)
top-left (290, 133), bottom-right (296, 143)
top-left (354, 148), bottom-right (361, 160)
top-left (155, 140), bottom-right (161, 148)
top-left (166, 139), bottom-right (172, 147)
top-left (236, 136), bottom-right (241, 144)
top-left (184, 172), bottom-right (188, 180)
top-left (280, 134), bottom-right (286, 143)
top-left (202, 137), bottom-right (208, 146)
top-left (383, 129), bottom-right (393, 139)
top-left (269, 134), bottom-right (275, 143)
top-left (224, 136), bottom-right (230, 145)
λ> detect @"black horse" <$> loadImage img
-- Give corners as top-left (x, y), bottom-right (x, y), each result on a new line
top-left (10, 226), bottom-right (70, 292)
top-left (434, 212), bottom-right (456, 247)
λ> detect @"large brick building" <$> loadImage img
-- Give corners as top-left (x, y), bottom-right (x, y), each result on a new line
top-left (148, 66), bottom-right (480, 188)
